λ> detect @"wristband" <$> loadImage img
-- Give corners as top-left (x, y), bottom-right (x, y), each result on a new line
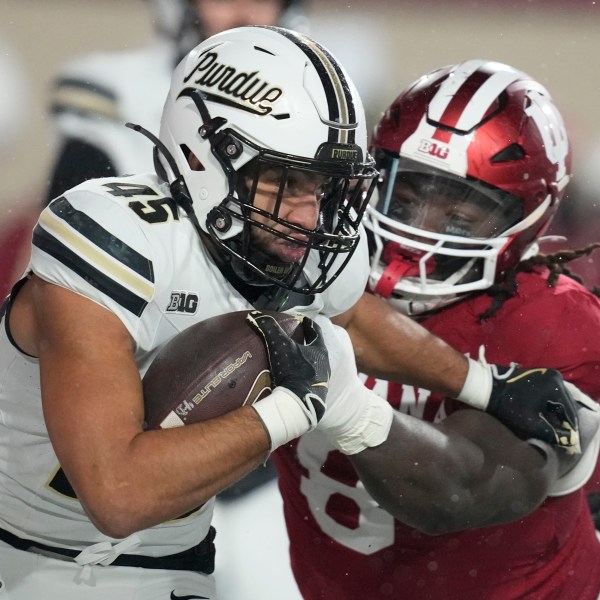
top-left (252, 387), bottom-right (313, 451)
top-left (457, 356), bottom-right (493, 410)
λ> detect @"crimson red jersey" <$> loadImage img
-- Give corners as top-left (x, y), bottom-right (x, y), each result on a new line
top-left (273, 269), bottom-right (600, 599)
top-left (0, 209), bottom-right (36, 300)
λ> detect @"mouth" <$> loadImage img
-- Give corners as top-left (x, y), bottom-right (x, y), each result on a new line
top-left (267, 232), bottom-right (309, 263)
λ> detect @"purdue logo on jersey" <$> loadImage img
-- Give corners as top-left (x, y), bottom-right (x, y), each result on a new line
top-left (167, 292), bottom-right (199, 314)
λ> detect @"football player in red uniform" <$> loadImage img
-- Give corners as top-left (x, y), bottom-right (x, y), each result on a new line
top-left (274, 59), bottom-right (600, 599)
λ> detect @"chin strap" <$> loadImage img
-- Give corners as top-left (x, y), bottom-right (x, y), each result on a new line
top-left (125, 122), bottom-right (206, 240)
top-left (373, 259), bottom-right (418, 298)
top-left (374, 242), bottom-right (436, 298)
top-left (200, 227), bottom-right (313, 311)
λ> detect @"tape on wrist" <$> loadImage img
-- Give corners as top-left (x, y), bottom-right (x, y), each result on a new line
top-left (252, 387), bottom-right (312, 451)
top-left (457, 357), bottom-right (492, 410)
top-left (330, 392), bottom-right (394, 456)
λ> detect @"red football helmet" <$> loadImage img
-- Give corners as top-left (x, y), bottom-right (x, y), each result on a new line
top-left (364, 59), bottom-right (571, 315)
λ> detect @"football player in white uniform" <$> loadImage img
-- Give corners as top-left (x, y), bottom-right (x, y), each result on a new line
top-left (0, 25), bottom-right (596, 600)
top-left (1, 26), bottom-right (379, 598)
top-left (34, 9), bottom-right (311, 595)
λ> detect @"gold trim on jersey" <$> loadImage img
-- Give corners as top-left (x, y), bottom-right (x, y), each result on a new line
top-left (52, 85), bottom-right (120, 121)
top-left (45, 464), bottom-right (78, 501)
top-left (39, 210), bottom-right (154, 301)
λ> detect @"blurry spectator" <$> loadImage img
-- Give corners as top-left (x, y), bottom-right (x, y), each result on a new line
top-left (1, 3), bottom-right (309, 302)
top-left (0, 37), bottom-right (27, 151)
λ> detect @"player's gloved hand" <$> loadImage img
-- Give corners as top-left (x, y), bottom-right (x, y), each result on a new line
top-left (458, 348), bottom-right (582, 454)
top-left (247, 311), bottom-right (330, 451)
top-left (311, 318), bottom-right (394, 455)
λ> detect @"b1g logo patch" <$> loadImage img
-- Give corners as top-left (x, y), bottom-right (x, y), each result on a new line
top-left (418, 139), bottom-right (449, 159)
top-left (166, 292), bottom-right (199, 314)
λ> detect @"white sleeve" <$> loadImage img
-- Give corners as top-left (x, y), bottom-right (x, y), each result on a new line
top-left (315, 316), bottom-right (394, 454)
top-left (29, 183), bottom-right (157, 343)
top-left (545, 382), bottom-right (600, 496)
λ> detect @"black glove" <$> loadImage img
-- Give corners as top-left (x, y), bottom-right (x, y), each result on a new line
top-left (487, 366), bottom-right (580, 453)
top-left (247, 311), bottom-right (330, 428)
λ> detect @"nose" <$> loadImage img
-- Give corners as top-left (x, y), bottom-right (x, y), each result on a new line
top-left (284, 195), bottom-right (320, 231)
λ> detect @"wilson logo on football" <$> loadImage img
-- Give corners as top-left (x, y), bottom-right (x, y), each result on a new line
top-left (177, 350), bottom-right (260, 413)
top-left (418, 139), bottom-right (449, 159)
top-left (166, 292), bottom-right (199, 314)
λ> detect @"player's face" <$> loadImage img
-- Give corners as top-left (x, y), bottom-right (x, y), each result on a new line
top-left (249, 167), bottom-right (327, 264)
top-left (386, 177), bottom-right (502, 242)
top-left (193, 0), bottom-right (283, 38)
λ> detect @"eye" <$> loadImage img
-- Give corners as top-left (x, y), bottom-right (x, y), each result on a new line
top-left (388, 193), bottom-right (420, 222)
top-left (261, 168), bottom-right (284, 186)
top-left (316, 178), bottom-right (337, 200)
top-left (285, 175), bottom-right (301, 194)
top-left (444, 214), bottom-right (476, 237)
top-left (286, 173), bottom-right (332, 198)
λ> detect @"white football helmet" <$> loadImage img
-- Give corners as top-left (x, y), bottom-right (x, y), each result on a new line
top-left (141, 25), bottom-right (376, 295)
top-left (364, 59), bottom-right (571, 315)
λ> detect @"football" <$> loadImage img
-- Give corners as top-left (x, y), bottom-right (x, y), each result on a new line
top-left (142, 310), bottom-right (304, 430)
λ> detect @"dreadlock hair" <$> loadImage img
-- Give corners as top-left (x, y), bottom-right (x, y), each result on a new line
top-left (478, 242), bottom-right (600, 321)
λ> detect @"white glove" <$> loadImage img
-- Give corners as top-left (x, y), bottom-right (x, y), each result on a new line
top-left (314, 316), bottom-right (394, 455)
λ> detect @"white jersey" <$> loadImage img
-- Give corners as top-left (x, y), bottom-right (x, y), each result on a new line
top-left (0, 171), bottom-right (367, 557)
top-left (49, 39), bottom-right (176, 177)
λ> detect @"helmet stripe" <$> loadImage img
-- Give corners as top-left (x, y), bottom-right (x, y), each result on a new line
top-left (34, 197), bottom-right (154, 315)
top-left (431, 60), bottom-right (524, 132)
top-left (267, 27), bottom-right (357, 145)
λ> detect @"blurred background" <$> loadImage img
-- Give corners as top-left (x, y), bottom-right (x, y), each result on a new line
top-left (1, 1), bottom-right (599, 598)
top-left (2, 0), bottom-right (600, 216)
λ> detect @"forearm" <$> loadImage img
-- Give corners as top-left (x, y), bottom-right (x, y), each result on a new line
top-left (349, 409), bottom-right (556, 535)
top-left (71, 406), bottom-right (270, 538)
top-left (333, 293), bottom-right (468, 396)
